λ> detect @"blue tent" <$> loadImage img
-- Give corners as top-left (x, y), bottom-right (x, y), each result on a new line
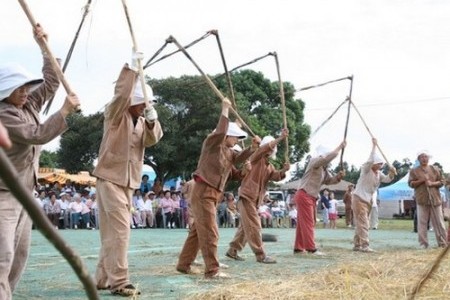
top-left (378, 174), bottom-right (413, 201)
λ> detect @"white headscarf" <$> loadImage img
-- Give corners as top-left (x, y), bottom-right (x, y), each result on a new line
top-left (314, 145), bottom-right (331, 158)
top-left (131, 81), bottom-right (157, 106)
top-left (0, 63), bottom-right (43, 101)
top-left (226, 122), bottom-right (248, 140)
top-left (261, 135), bottom-right (277, 159)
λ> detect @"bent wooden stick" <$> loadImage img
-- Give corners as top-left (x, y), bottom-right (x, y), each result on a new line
top-left (351, 101), bottom-right (396, 173)
top-left (339, 75), bottom-right (353, 169)
top-left (121, 0), bottom-right (151, 108)
top-left (273, 52), bottom-right (289, 162)
top-left (18, 0), bottom-right (80, 111)
top-left (0, 149), bottom-right (99, 300)
top-left (169, 35), bottom-right (256, 137)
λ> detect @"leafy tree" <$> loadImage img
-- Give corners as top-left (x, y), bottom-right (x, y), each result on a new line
top-left (57, 112), bottom-right (104, 173)
top-left (147, 70), bottom-right (310, 185)
top-left (39, 150), bottom-right (59, 168)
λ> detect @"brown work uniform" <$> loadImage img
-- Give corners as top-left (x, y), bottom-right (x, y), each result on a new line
top-left (93, 64), bottom-right (163, 291)
top-left (228, 143), bottom-right (286, 261)
top-left (177, 115), bottom-right (253, 277)
top-left (0, 57), bottom-right (63, 300)
top-left (408, 165), bottom-right (447, 248)
top-left (343, 190), bottom-right (353, 226)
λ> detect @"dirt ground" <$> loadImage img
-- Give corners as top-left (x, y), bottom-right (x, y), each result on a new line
top-left (12, 219), bottom-right (447, 299)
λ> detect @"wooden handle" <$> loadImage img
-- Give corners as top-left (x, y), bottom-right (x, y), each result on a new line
top-left (121, 0), bottom-right (151, 108)
top-left (273, 52), bottom-right (289, 163)
top-left (18, 0), bottom-right (73, 95)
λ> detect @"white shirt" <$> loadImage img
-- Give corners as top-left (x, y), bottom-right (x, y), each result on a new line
top-left (328, 199), bottom-right (338, 214)
top-left (289, 208), bottom-right (297, 219)
top-left (143, 199), bottom-right (153, 212)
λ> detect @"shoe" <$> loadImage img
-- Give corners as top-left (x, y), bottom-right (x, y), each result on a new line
top-left (111, 284), bottom-right (141, 296)
top-left (207, 271), bottom-right (231, 279)
top-left (308, 250), bottom-right (326, 256)
top-left (372, 227), bottom-right (377, 230)
top-left (225, 251), bottom-right (245, 261)
top-left (258, 256), bottom-right (277, 264)
top-left (360, 247), bottom-right (375, 253)
top-left (419, 244), bottom-right (428, 249)
top-left (352, 246), bottom-right (361, 252)
top-left (293, 249), bottom-right (306, 255)
top-left (347, 225), bottom-right (352, 228)
top-left (219, 262), bottom-right (229, 269)
top-left (176, 267), bottom-right (192, 274)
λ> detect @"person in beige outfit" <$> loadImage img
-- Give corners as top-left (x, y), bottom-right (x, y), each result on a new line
top-left (226, 129), bottom-right (289, 264)
top-left (408, 150), bottom-right (447, 249)
top-left (176, 98), bottom-right (259, 279)
top-left (0, 25), bottom-right (79, 300)
top-left (352, 138), bottom-right (395, 252)
top-left (93, 55), bottom-right (163, 296)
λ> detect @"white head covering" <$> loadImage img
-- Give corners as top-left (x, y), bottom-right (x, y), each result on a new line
top-left (372, 153), bottom-right (384, 165)
top-left (0, 63), bottom-right (43, 101)
top-left (314, 145), bottom-right (331, 157)
top-left (261, 135), bottom-right (277, 159)
top-left (232, 144), bottom-right (243, 152)
top-left (417, 149), bottom-right (432, 159)
top-left (226, 122), bottom-right (248, 140)
top-left (132, 81), bottom-right (157, 106)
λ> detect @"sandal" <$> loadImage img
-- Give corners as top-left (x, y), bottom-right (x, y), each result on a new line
top-left (225, 251), bottom-right (245, 261)
top-left (111, 284), bottom-right (141, 297)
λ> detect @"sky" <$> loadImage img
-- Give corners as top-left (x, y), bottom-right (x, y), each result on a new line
top-left (1, 0), bottom-right (450, 172)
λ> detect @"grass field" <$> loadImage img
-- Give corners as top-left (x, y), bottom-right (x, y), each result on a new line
top-left (13, 218), bottom-right (449, 299)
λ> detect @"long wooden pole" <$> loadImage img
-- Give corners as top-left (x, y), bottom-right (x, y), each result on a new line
top-left (0, 149), bottom-right (99, 300)
top-left (168, 35), bottom-right (256, 137)
top-left (121, 0), bottom-right (151, 108)
top-left (18, 0), bottom-right (74, 96)
top-left (273, 52), bottom-right (289, 162)
top-left (351, 101), bottom-right (396, 173)
top-left (339, 75), bottom-right (353, 169)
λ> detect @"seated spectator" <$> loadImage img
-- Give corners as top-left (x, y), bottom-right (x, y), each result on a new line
top-left (152, 178), bottom-right (163, 195)
top-left (259, 202), bottom-right (272, 228)
top-left (270, 200), bottom-right (284, 228)
top-left (142, 191), bottom-right (155, 228)
top-left (68, 193), bottom-right (90, 229)
top-left (154, 190), bottom-right (164, 228)
top-left (44, 192), bottom-right (61, 229)
top-left (58, 192), bottom-right (71, 229)
top-left (226, 192), bottom-right (239, 228)
top-left (131, 189), bottom-right (144, 228)
top-left (179, 192), bottom-right (189, 229)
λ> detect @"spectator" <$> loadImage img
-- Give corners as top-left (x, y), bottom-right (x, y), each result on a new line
top-left (140, 174), bottom-right (152, 194)
top-left (68, 193), bottom-right (90, 229)
top-left (288, 203), bottom-right (298, 228)
top-left (226, 193), bottom-right (238, 228)
top-left (58, 192), bottom-right (71, 229)
top-left (130, 190), bottom-right (144, 228)
top-left (217, 197), bottom-right (228, 228)
top-left (320, 188), bottom-right (330, 228)
top-left (343, 184), bottom-right (354, 228)
top-left (142, 191), bottom-right (155, 228)
top-left (171, 192), bottom-right (181, 228)
top-left (160, 190), bottom-right (174, 228)
top-left (154, 191), bottom-right (164, 228)
top-left (370, 191), bottom-right (380, 230)
top-left (259, 201), bottom-right (272, 228)
top-left (152, 178), bottom-right (163, 195)
top-left (271, 200), bottom-right (284, 228)
top-left (44, 193), bottom-right (61, 229)
top-left (328, 192), bottom-right (338, 229)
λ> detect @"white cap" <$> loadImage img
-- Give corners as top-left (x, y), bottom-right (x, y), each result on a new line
top-left (226, 122), bottom-right (248, 140)
top-left (261, 135), bottom-right (277, 159)
top-left (0, 63), bottom-right (43, 101)
top-left (132, 81), bottom-right (157, 106)
top-left (417, 149), bottom-right (432, 159)
top-left (314, 145), bottom-right (331, 157)
top-left (372, 153), bottom-right (384, 165)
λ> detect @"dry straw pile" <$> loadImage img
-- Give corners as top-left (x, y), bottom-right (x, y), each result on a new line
top-left (187, 249), bottom-right (450, 300)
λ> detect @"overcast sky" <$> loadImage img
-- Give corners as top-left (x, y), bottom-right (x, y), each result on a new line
top-left (1, 0), bottom-right (449, 171)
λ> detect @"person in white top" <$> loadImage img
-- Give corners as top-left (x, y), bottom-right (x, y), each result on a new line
top-left (328, 192), bottom-right (338, 229)
top-left (141, 191), bottom-right (155, 228)
top-left (352, 138), bottom-right (395, 252)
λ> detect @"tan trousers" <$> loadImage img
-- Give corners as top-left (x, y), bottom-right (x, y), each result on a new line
top-left (0, 191), bottom-right (32, 300)
top-left (95, 179), bottom-right (133, 291)
top-left (228, 198), bottom-right (265, 261)
top-left (352, 195), bottom-right (371, 249)
top-left (417, 204), bottom-right (447, 248)
top-left (177, 181), bottom-right (221, 277)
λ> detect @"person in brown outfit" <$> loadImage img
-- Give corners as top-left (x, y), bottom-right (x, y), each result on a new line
top-left (408, 150), bottom-right (447, 249)
top-left (93, 53), bottom-right (163, 296)
top-left (343, 184), bottom-right (354, 228)
top-left (176, 97), bottom-right (259, 279)
top-left (226, 129), bottom-right (289, 264)
top-left (0, 24), bottom-right (80, 300)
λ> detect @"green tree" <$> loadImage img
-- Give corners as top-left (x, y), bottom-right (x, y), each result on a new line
top-left (147, 70), bottom-right (310, 185)
top-left (57, 112), bottom-right (104, 173)
top-left (39, 150), bottom-right (59, 168)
